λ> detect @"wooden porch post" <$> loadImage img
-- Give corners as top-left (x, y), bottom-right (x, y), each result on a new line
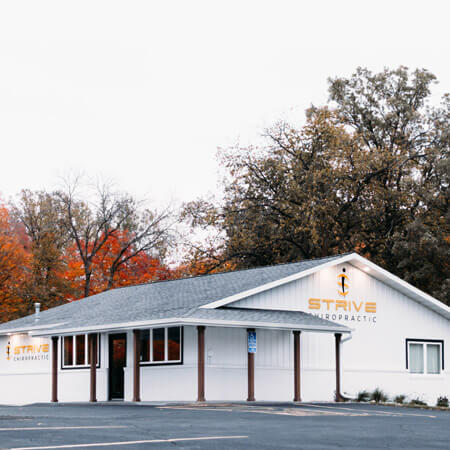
top-left (132, 329), bottom-right (141, 402)
top-left (293, 330), bottom-right (301, 402)
top-left (247, 328), bottom-right (255, 402)
top-left (335, 333), bottom-right (343, 402)
top-left (51, 336), bottom-right (58, 403)
top-left (89, 333), bottom-right (97, 402)
top-left (197, 326), bottom-right (205, 402)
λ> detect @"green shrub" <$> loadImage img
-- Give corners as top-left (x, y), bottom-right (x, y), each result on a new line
top-left (409, 398), bottom-right (427, 406)
top-left (436, 396), bottom-right (449, 407)
top-left (394, 395), bottom-right (406, 404)
top-left (371, 388), bottom-right (388, 403)
top-left (356, 390), bottom-right (370, 402)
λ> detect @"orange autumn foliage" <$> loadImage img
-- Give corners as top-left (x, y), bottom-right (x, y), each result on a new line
top-left (64, 231), bottom-right (170, 299)
top-left (171, 256), bottom-right (237, 279)
top-left (0, 205), bottom-right (30, 321)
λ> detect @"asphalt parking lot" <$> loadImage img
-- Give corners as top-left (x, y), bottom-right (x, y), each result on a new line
top-left (0, 402), bottom-right (448, 449)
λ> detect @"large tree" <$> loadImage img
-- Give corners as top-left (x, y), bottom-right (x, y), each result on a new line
top-left (183, 67), bottom-right (449, 304)
top-left (0, 204), bottom-right (29, 321)
top-left (14, 190), bottom-right (73, 310)
top-left (55, 179), bottom-right (174, 297)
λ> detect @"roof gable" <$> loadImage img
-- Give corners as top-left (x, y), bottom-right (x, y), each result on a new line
top-left (200, 253), bottom-right (450, 320)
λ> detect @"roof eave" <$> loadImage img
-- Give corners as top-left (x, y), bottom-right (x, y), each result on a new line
top-left (0, 322), bottom-right (67, 336)
top-left (348, 254), bottom-right (450, 319)
top-left (29, 317), bottom-right (350, 337)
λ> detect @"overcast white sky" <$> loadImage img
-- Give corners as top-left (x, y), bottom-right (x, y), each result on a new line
top-left (0, 0), bottom-right (449, 207)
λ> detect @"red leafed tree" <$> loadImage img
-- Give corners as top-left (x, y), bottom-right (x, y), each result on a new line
top-left (56, 179), bottom-right (173, 298)
top-left (64, 231), bottom-right (170, 299)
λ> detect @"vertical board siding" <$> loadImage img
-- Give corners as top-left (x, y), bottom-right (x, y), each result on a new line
top-left (229, 263), bottom-right (449, 403)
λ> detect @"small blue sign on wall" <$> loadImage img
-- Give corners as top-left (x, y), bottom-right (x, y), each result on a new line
top-left (248, 331), bottom-right (257, 353)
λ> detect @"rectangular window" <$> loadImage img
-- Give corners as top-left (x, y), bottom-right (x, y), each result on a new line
top-left (76, 335), bottom-right (85, 365)
top-left (140, 330), bottom-right (150, 362)
top-left (153, 328), bottom-right (165, 362)
top-left (139, 326), bottom-right (182, 365)
top-left (409, 343), bottom-right (424, 373)
top-left (62, 334), bottom-right (100, 369)
top-left (64, 336), bottom-right (73, 366)
top-left (168, 327), bottom-right (181, 361)
top-left (426, 344), bottom-right (440, 374)
top-left (406, 339), bottom-right (443, 375)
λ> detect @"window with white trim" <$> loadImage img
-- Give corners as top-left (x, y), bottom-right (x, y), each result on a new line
top-left (140, 327), bottom-right (182, 364)
top-left (407, 339), bottom-right (443, 374)
top-left (62, 334), bottom-right (100, 368)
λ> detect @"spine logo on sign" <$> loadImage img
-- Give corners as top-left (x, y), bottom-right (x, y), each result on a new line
top-left (308, 268), bottom-right (377, 324)
top-left (338, 269), bottom-right (349, 296)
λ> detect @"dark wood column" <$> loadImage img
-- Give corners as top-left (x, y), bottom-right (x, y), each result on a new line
top-left (132, 329), bottom-right (141, 402)
top-left (335, 333), bottom-right (343, 402)
top-left (197, 326), bottom-right (205, 402)
top-left (247, 329), bottom-right (255, 402)
top-left (293, 330), bottom-right (301, 402)
top-left (51, 336), bottom-right (58, 403)
top-left (89, 333), bottom-right (97, 402)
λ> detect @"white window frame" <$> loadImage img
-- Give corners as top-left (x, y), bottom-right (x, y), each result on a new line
top-left (407, 339), bottom-right (443, 375)
top-left (140, 326), bottom-right (182, 365)
top-left (61, 334), bottom-right (100, 369)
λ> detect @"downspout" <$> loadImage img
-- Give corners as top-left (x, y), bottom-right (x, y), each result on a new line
top-left (341, 333), bottom-right (352, 344)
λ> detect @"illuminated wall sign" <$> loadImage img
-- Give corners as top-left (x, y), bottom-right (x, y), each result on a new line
top-left (6, 337), bottom-right (49, 362)
top-left (308, 298), bottom-right (376, 313)
top-left (308, 269), bottom-right (377, 324)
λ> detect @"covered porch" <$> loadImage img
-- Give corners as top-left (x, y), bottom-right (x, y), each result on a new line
top-left (38, 308), bottom-right (351, 403)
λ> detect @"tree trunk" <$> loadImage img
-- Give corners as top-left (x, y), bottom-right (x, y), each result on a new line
top-left (84, 270), bottom-right (92, 298)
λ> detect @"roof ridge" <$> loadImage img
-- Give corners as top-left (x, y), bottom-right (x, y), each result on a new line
top-left (112, 252), bottom-right (356, 291)
top-left (220, 306), bottom-right (309, 314)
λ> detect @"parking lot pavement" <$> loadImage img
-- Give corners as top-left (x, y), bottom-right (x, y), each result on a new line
top-left (0, 402), bottom-right (448, 449)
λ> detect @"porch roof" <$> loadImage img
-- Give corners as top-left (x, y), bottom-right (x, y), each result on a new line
top-left (25, 306), bottom-right (350, 336)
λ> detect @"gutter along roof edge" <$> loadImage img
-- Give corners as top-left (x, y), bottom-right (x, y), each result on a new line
top-left (0, 322), bottom-right (67, 336)
top-left (29, 317), bottom-right (351, 337)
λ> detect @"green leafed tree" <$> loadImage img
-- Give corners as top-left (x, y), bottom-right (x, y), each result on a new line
top-left (183, 67), bottom-right (449, 304)
top-left (14, 190), bottom-right (73, 311)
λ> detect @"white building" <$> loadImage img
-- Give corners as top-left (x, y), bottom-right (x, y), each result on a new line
top-left (0, 253), bottom-right (448, 405)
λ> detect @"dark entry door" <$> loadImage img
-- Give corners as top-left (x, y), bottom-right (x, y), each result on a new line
top-left (109, 333), bottom-right (127, 400)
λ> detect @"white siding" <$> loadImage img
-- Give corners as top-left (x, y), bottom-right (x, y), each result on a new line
top-left (231, 263), bottom-right (450, 403)
top-left (133, 326), bottom-right (198, 402)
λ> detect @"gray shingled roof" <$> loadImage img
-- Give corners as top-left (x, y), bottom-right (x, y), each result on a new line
top-left (0, 254), bottom-right (350, 334)
top-left (187, 307), bottom-right (348, 329)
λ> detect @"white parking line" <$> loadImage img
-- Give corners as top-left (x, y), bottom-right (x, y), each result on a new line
top-left (159, 406), bottom-right (234, 412)
top-left (160, 404), bottom-right (437, 419)
top-left (0, 426), bottom-right (128, 431)
top-left (300, 403), bottom-right (436, 418)
top-left (9, 435), bottom-right (248, 450)
top-left (248, 408), bottom-right (367, 417)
